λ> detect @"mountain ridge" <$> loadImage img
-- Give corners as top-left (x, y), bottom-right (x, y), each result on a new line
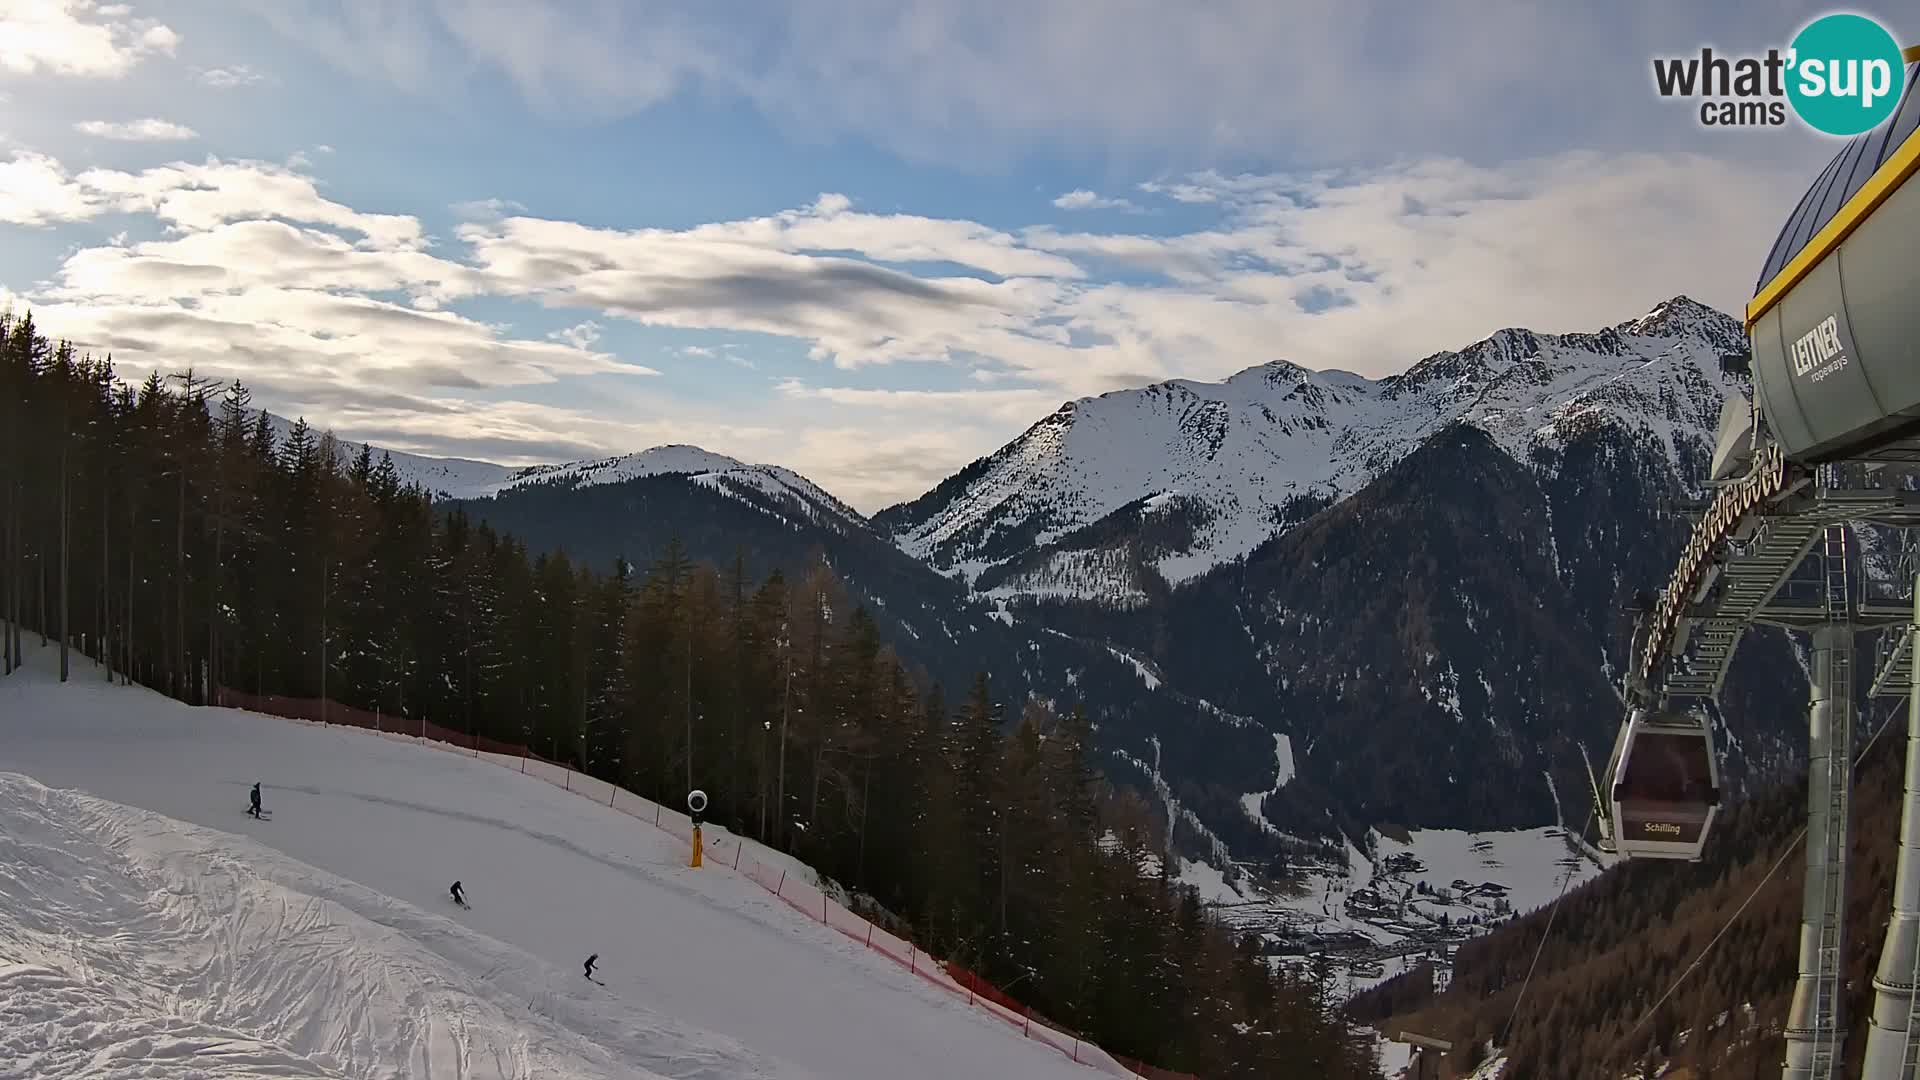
top-left (873, 295), bottom-right (1748, 604)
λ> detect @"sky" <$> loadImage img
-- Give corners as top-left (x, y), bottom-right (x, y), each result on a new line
top-left (0, 1), bottom-right (1903, 511)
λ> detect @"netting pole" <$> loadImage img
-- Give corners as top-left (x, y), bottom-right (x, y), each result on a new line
top-left (822, 893), bottom-right (828, 923)
top-left (777, 870), bottom-right (786, 895)
top-left (608, 786), bottom-right (616, 807)
top-left (733, 843), bottom-right (743, 870)
top-left (866, 923), bottom-right (874, 948)
top-left (910, 946), bottom-right (917, 974)
top-left (655, 805), bottom-right (662, 826)
top-left (1023, 1008), bottom-right (1032, 1036)
top-left (1072, 1039), bottom-right (1080, 1063)
top-left (375, 707), bottom-right (381, 733)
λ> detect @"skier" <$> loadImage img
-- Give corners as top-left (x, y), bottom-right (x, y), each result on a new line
top-left (247, 783), bottom-right (263, 819)
top-left (450, 881), bottom-right (466, 908)
top-left (584, 953), bottom-right (598, 980)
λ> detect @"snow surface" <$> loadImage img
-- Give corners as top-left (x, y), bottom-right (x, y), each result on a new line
top-left (1373, 826), bottom-right (1607, 918)
top-left (480, 447), bottom-right (863, 531)
top-left (887, 297), bottom-right (1746, 600)
top-left (1237, 734), bottom-right (1294, 836)
top-left (0, 646), bottom-right (1113, 1080)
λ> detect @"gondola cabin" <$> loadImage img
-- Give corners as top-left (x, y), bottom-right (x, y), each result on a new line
top-left (1594, 709), bottom-right (1721, 861)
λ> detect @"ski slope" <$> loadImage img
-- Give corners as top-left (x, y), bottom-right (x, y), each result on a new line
top-left (0, 645), bottom-right (1109, 1080)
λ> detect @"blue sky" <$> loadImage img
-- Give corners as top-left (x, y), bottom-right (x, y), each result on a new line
top-left (0, 0), bottom-right (1905, 509)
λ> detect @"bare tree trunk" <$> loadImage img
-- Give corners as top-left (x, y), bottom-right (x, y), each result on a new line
top-left (2, 473), bottom-right (11, 677)
top-left (685, 600), bottom-right (694, 794)
top-left (175, 468), bottom-right (185, 701)
top-left (101, 477), bottom-right (111, 682)
top-left (858, 758), bottom-right (872, 888)
top-left (126, 501), bottom-right (136, 687)
top-left (777, 642), bottom-right (792, 848)
top-left (58, 431), bottom-right (69, 682)
top-left (320, 553), bottom-right (328, 721)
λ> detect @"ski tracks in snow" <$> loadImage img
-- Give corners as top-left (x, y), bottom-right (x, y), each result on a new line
top-left (0, 773), bottom-right (800, 1080)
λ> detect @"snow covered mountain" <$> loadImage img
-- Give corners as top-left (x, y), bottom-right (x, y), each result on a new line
top-left (486, 445), bottom-right (867, 533)
top-left (258, 411), bottom-right (524, 500)
top-left (246, 298), bottom-right (1801, 893)
top-left (876, 296), bottom-right (1749, 605)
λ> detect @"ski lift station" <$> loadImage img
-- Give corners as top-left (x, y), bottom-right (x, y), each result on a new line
top-left (1585, 51), bottom-right (1920, 1079)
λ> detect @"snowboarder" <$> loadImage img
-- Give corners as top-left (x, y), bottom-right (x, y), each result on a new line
top-left (247, 783), bottom-right (263, 819)
top-left (450, 881), bottom-right (466, 908)
top-left (584, 954), bottom-right (598, 980)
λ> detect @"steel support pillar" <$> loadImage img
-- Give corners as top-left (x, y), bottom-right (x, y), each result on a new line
top-left (1862, 576), bottom-right (1920, 1080)
top-left (1785, 620), bottom-right (1857, 1079)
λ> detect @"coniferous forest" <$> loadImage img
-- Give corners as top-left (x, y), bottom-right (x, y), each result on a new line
top-left (0, 310), bottom-right (1381, 1079)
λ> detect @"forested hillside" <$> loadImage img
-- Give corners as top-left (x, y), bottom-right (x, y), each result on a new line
top-left (0, 310), bottom-right (1379, 1080)
top-left (1354, 692), bottom-right (1910, 1078)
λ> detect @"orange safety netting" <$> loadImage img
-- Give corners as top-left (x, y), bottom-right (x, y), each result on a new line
top-left (213, 687), bottom-right (1195, 1080)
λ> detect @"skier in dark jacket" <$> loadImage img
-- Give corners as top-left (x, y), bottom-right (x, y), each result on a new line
top-left (584, 953), bottom-right (598, 979)
top-left (247, 783), bottom-right (263, 819)
top-left (450, 881), bottom-right (465, 907)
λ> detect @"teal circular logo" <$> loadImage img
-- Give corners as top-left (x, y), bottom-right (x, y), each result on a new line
top-left (1786, 14), bottom-right (1906, 136)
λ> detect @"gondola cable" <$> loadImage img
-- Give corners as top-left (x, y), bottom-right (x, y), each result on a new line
top-left (1614, 697), bottom-right (1903, 1055)
top-left (1499, 804), bottom-right (1596, 1048)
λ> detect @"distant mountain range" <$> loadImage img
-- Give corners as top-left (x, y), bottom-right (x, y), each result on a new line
top-left (268, 296), bottom-right (1810, 885)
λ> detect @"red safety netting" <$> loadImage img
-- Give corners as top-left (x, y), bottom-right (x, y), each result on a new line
top-left (212, 686), bottom-right (1196, 1080)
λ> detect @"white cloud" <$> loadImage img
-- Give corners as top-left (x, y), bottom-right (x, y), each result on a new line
top-left (195, 63), bottom-right (266, 89)
top-left (550, 319), bottom-right (601, 350)
top-left (1053, 190), bottom-right (1135, 212)
top-left (1, 142), bottom-right (1807, 507)
top-left (0, 0), bottom-right (179, 78)
top-left (234, 1), bottom-right (1840, 171)
top-left (0, 151), bottom-right (104, 225)
top-left (74, 117), bottom-right (198, 141)
top-left (75, 156), bottom-right (427, 250)
top-left (49, 219), bottom-right (484, 307)
top-left (451, 197), bottom-right (527, 220)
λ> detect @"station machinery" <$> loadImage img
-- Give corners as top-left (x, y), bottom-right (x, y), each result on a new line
top-left (1586, 55), bottom-right (1920, 1078)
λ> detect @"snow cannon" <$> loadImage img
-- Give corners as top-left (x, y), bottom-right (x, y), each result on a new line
top-left (687, 789), bottom-right (707, 869)
top-left (1747, 60), bottom-right (1920, 466)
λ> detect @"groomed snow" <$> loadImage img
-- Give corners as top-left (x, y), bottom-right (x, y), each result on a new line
top-left (0, 646), bottom-right (1112, 1080)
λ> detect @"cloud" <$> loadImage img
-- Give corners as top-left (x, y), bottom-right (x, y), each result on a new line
top-left (0, 151), bottom-right (105, 225)
top-left (776, 379), bottom-right (1062, 426)
top-left (458, 210), bottom-right (1062, 370)
top-left (48, 219), bottom-right (484, 306)
top-left (1, 0), bottom-right (179, 78)
top-left (451, 197), bottom-right (527, 220)
top-left (74, 117), bottom-right (198, 141)
top-left (2, 141), bottom-right (1810, 508)
top-left (550, 319), bottom-right (601, 350)
top-left (231, 0), bottom-right (1843, 170)
top-left (195, 63), bottom-right (266, 89)
top-left (1053, 190), bottom-right (1135, 212)
top-left (73, 156), bottom-right (427, 250)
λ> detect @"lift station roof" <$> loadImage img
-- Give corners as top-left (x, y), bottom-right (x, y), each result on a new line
top-left (1747, 58), bottom-right (1920, 464)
